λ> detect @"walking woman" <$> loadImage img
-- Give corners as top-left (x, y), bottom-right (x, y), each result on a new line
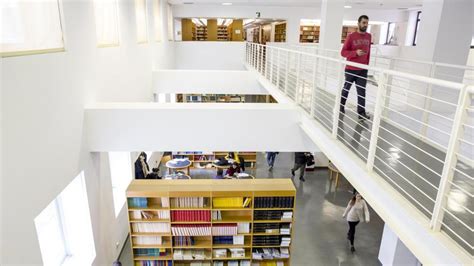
top-left (342, 193), bottom-right (370, 253)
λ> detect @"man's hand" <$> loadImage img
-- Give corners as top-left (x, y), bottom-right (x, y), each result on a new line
top-left (356, 49), bottom-right (367, 56)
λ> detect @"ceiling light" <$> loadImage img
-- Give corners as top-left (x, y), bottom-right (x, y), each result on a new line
top-left (344, 5), bottom-right (352, 8)
top-left (222, 2), bottom-right (232, 5)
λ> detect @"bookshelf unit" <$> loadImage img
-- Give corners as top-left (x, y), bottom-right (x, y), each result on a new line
top-left (196, 26), bottom-right (208, 41)
top-left (127, 179), bottom-right (296, 266)
top-left (274, 23), bottom-right (286, 42)
top-left (218, 26), bottom-right (229, 41)
top-left (172, 152), bottom-right (257, 170)
top-left (341, 26), bottom-right (358, 43)
top-left (299, 26), bottom-right (320, 43)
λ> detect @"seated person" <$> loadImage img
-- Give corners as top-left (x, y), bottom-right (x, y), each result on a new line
top-left (214, 169), bottom-right (224, 179)
top-left (225, 152), bottom-right (240, 164)
top-left (146, 167), bottom-right (161, 179)
top-left (225, 162), bottom-right (241, 177)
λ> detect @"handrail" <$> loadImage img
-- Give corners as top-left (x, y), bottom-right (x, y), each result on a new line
top-left (274, 43), bottom-right (474, 70)
top-left (245, 41), bottom-right (473, 258)
top-left (254, 42), bottom-right (465, 90)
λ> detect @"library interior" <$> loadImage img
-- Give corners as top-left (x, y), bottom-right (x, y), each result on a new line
top-left (1, 0), bottom-right (473, 266)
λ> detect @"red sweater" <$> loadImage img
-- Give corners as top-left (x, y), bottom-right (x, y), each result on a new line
top-left (341, 32), bottom-right (371, 70)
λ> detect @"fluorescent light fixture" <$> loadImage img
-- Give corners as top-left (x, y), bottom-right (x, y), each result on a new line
top-left (344, 5), bottom-right (352, 8)
top-left (222, 2), bottom-right (232, 5)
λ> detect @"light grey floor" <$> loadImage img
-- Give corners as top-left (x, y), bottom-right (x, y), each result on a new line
top-left (119, 152), bottom-right (384, 266)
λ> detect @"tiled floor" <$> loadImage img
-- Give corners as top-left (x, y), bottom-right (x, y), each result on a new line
top-left (119, 152), bottom-right (385, 265)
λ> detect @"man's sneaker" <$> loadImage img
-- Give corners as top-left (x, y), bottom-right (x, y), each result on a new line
top-left (269, 166), bottom-right (273, 171)
top-left (299, 176), bottom-right (305, 182)
top-left (291, 169), bottom-right (295, 177)
top-left (358, 112), bottom-right (371, 121)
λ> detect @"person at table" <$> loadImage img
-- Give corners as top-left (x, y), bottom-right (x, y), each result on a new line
top-left (226, 162), bottom-right (241, 177)
top-left (214, 169), bottom-right (225, 179)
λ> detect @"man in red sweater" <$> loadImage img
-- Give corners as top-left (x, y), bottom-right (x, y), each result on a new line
top-left (340, 15), bottom-right (371, 121)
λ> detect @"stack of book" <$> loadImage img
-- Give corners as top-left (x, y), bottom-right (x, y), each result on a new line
top-left (135, 261), bottom-right (172, 266)
top-left (213, 249), bottom-right (227, 258)
top-left (171, 210), bottom-right (211, 222)
top-left (229, 248), bottom-right (245, 258)
top-left (254, 197), bottom-right (294, 208)
top-left (213, 197), bottom-right (246, 208)
top-left (134, 236), bottom-right (163, 245)
top-left (237, 223), bottom-right (250, 234)
top-left (173, 236), bottom-right (195, 246)
top-left (188, 262), bottom-right (210, 266)
top-left (135, 248), bottom-right (168, 257)
top-left (173, 249), bottom-right (209, 260)
top-left (279, 224), bottom-right (291, 235)
top-left (132, 223), bottom-right (170, 233)
top-left (252, 236), bottom-right (280, 246)
top-left (128, 197), bottom-right (148, 208)
top-left (253, 223), bottom-right (279, 233)
top-left (280, 237), bottom-right (291, 247)
top-left (252, 248), bottom-right (288, 260)
top-left (171, 197), bottom-right (209, 208)
top-left (171, 225), bottom-right (211, 236)
top-left (281, 212), bottom-right (293, 220)
top-left (212, 224), bottom-right (238, 235)
top-left (254, 210), bottom-right (282, 220)
top-left (131, 210), bottom-right (170, 220)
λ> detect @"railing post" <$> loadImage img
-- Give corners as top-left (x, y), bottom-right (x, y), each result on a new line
top-left (295, 53), bottom-right (302, 105)
top-left (276, 49), bottom-right (281, 88)
top-left (430, 85), bottom-right (470, 231)
top-left (331, 61), bottom-right (345, 138)
top-left (382, 58), bottom-right (395, 117)
top-left (269, 47), bottom-right (274, 83)
top-left (367, 72), bottom-right (388, 171)
top-left (252, 44), bottom-right (256, 69)
top-left (420, 63), bottom-right (437, 139)
top-left (284, 51), bottom-right (290, 96)
top-left (310, 56), bottom-right (318, 117)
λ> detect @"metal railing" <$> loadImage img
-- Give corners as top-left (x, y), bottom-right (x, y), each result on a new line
top-left (246, 42), bottom-right (473, 256)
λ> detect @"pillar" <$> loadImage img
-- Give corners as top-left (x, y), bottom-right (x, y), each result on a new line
top-left (378, 224), bottom-right (421, 266)
top-left (318, 0), bottom-right (344, 50)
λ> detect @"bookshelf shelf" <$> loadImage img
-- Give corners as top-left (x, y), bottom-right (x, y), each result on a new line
top-left (127, 179), bottom-right (296, 265)
top-left (171, 151), bottom-right (257, 169)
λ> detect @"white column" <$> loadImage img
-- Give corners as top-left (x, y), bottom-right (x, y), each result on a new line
top-left (318, 0), bottom-right (344, 51)
top-left (286, 17), bottom-right (300, 44)
top-left (378, 224), bottom-right (421, 266)
top-left (418, 0), bottom-right (472, 65)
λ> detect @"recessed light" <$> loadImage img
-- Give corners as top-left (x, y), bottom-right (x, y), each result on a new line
top-left (344, 5), bottom-right (352, 8)
top-left (222, 2), bottom-right (232, 5)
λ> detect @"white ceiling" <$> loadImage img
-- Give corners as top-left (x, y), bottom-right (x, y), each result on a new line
top-left (168, 0), bottom-right (423, 9)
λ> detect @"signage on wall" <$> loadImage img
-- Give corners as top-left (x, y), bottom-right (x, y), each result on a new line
top-left (235, 29), bottom-right (241, 34)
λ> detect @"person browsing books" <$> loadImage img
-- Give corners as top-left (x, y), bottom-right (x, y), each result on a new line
top-left (225, 162), bottom-right (241, 177)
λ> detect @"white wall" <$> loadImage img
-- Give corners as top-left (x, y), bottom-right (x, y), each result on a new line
top-left (1, 0), bottom-right (173, 264)
top-left (85, 103), bottom-right (319, 152)
top-left (174, 41), bottom-right (246, 70)
top-left (153, 70), bottom-right (267, 94)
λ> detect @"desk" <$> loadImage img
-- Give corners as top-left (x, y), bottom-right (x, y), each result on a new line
top-left (166, 160), bottom-right (192, 175)
top-left (328, 162), bottom-right (342, 191)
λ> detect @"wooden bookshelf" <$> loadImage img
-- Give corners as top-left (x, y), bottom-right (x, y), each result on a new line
top-left (171, 151), bottom-right (257, 169)
top-left (274, 23), bottom-right (287, 42)
top-left (127, 179), bottom-right (296, 266)
top-left (196, 26), bottom-right (208, 41)
top-left (341, 26), bottom-right (358, 43)
top-left (299, 25), bottom-right (320, 43)
top-left (218, 25), bottom-right (229, 41)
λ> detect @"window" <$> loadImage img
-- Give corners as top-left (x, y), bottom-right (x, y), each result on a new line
top-left (153, 0), bottom-right (162, 41)
top-left (385, 22), bottom-right (396, 45)
top-left (413, 11), bottom-right (421, 46)
top-left (135, 0), bottom-right (148, 43)
top-left (35, 172), bottom-right (96, 265)
top-left (1, 0), bottom-right (65, 57)
top-left (109, 152), bottom-right (133, 217)
top-left (94, 0), bottom-right (120, 47)
top-left (167, 3), bottom-right (174, 41)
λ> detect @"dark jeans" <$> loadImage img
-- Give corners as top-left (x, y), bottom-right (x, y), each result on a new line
top-left (340, 69), bottom-right (368, 114)
top-left (347, 221), bottom-right (360, 246)
top-left (291, 163), bottom-right (305, 178)
top-left (267, 152), bottom-right (277, 167)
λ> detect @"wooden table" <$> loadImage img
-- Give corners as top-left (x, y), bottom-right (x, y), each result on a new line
top-left (166, 160), bottom-right (192, 175)
top-left (328, 162), bottom-right (342, 191)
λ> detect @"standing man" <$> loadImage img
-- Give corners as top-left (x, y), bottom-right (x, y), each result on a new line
top-left (340, 15), bottom-right (371, 121)
top-left (266, 152), bottom-right (278, 171)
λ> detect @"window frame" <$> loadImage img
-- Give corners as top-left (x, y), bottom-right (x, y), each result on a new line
top-left (1, 0), bottom-right (66, 58)
top-left (413, 11), bottom-right (421, 46)
top-left (385, 22), bottom-right (395, 45)
top-left (94, 0), bottom-right (121, 48)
